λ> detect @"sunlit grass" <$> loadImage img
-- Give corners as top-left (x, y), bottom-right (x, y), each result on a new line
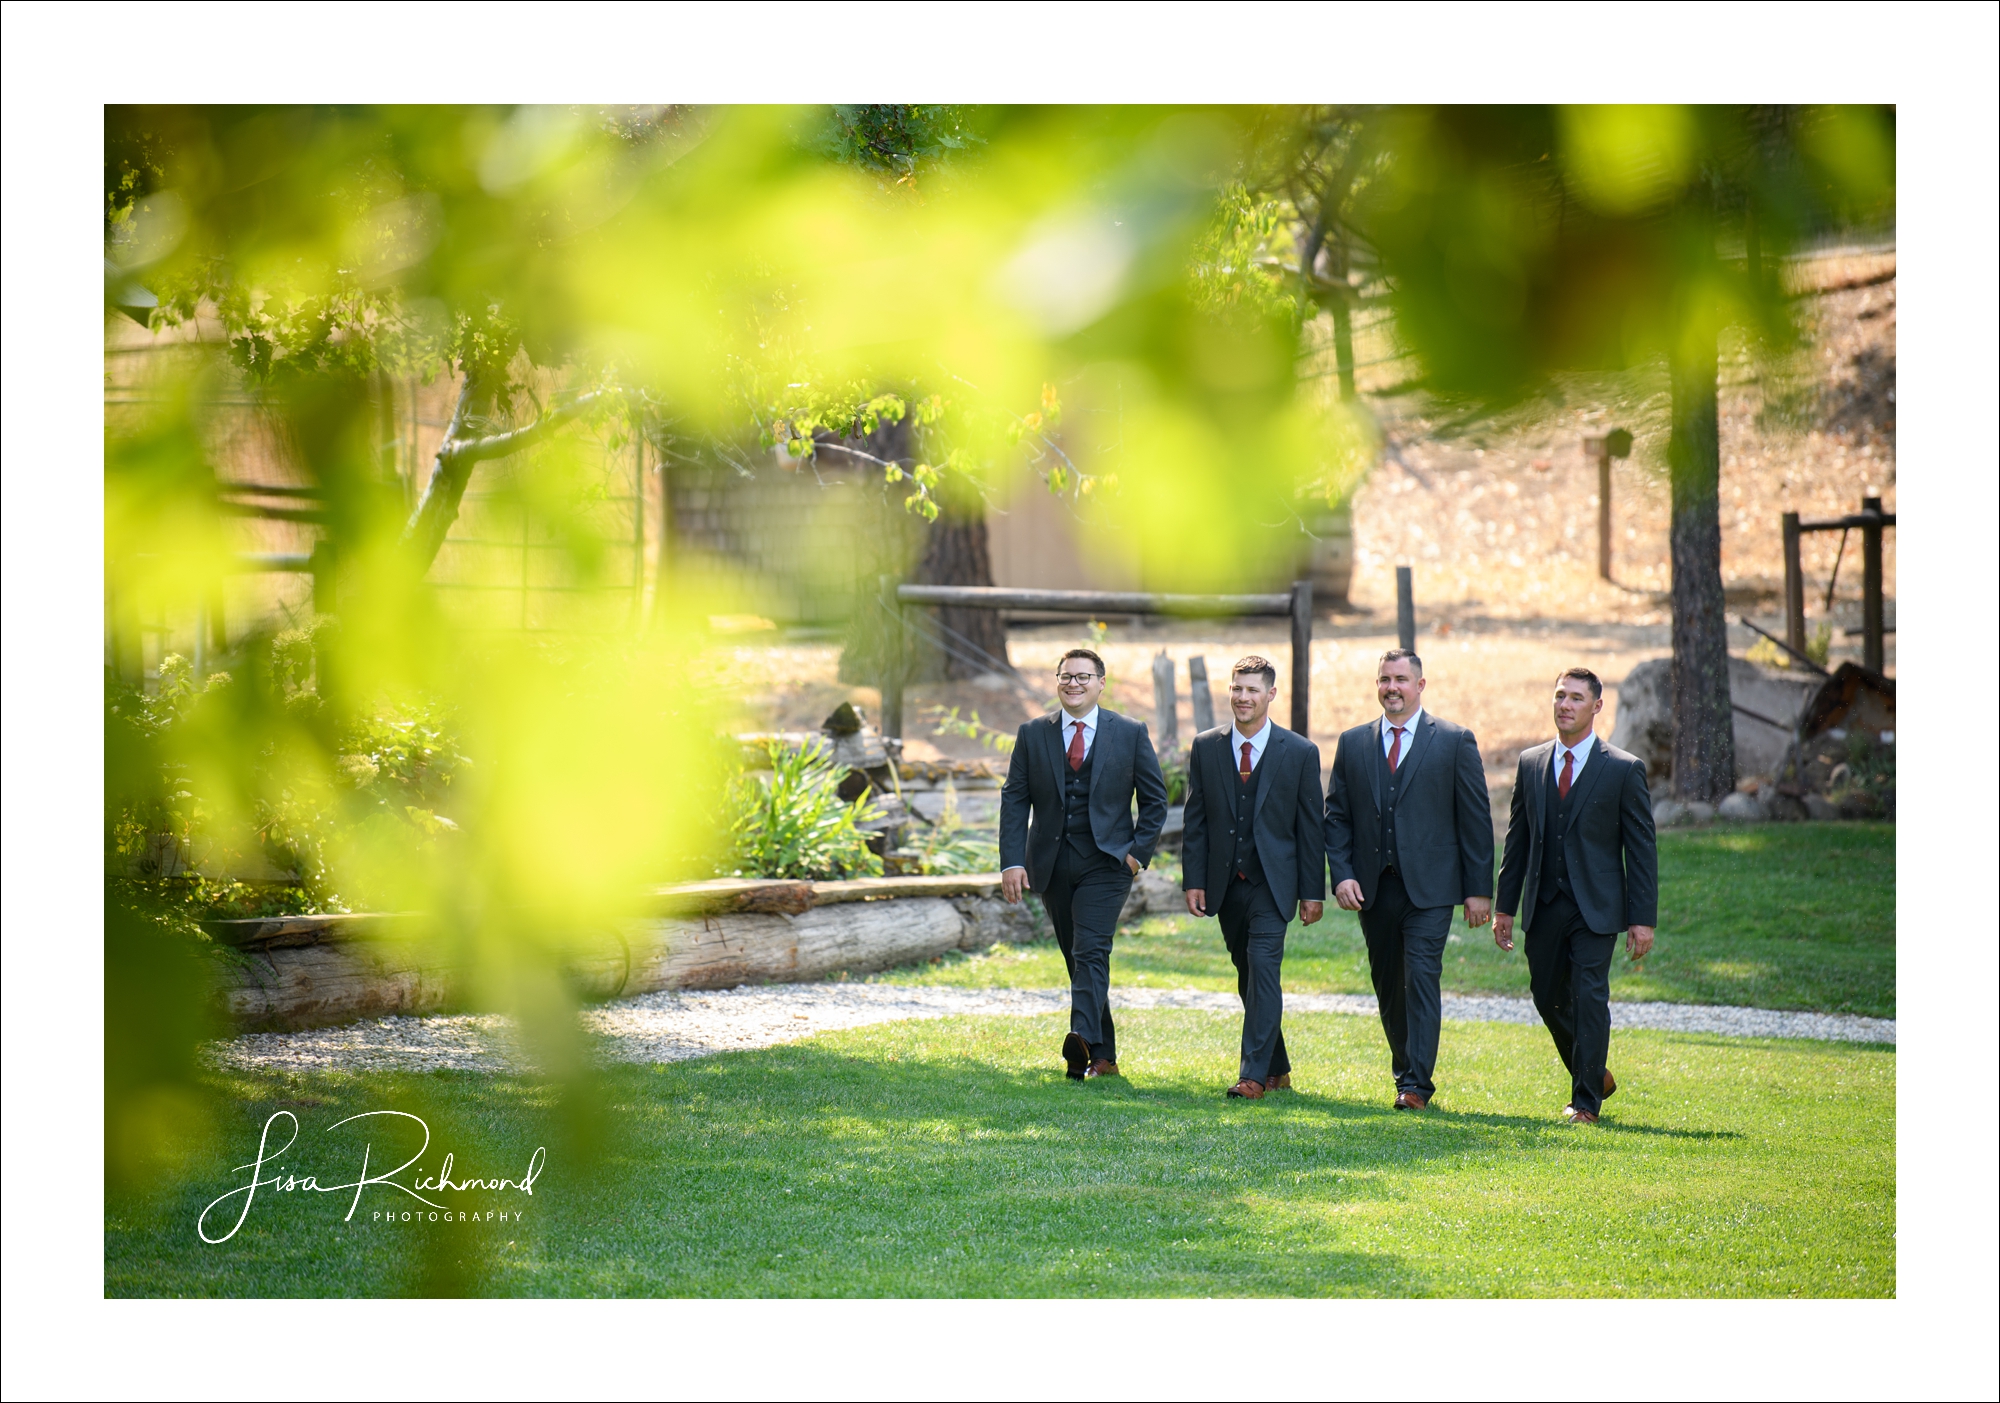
top-left (108, 1012), bottom-right (1892, 1298)
top-left (877, 824), bottom-right (1895, 1017)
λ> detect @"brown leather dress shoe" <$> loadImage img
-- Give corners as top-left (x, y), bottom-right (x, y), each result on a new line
top-left (1226, 1078), bottom-right (1266, 1099)
top-left (1061, 1032), bottom-right (1089, 1081)
top-left (1602, 1068), bottom-right (1617, 1100)
top-left (1084, 1059), bottom-right (1120, 1078)
top-left (1265, 1073), bottom-right (1292, 1090)
top-left (1392, 1091), bottom-right (1429, 1110)
top-left (1563, 1105), bottom-right (1599, 1124)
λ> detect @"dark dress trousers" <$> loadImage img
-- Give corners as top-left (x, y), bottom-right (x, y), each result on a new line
top-left (1323, 712), bottom-right (1493, 1100)
top-left (1000, 708), bottom-right (1169, 1062)
top-left (1496, 737), bottom-right (1657, 1115)
top-left (1180, 723), bottom-right (1326, 1085)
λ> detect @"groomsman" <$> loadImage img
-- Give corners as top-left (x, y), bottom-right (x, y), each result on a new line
top-left (1494, 668), bottom-right (1657, 1124)
top-left (1180, 656), bottom-right (1326, 1100)
top-left (1324, 649), bottom-right (1493, 1110)
top-left (1000, 648), bottom-right (1169, 1081)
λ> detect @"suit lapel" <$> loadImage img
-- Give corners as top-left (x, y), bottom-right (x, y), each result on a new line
top-left (1562, 736), bottom-right (1613, 816)
top-left (1363, 720), bottom-right (1385, 816)
top-left (1087, 711), bottom-right (1111, 801)
top-left (1394, 712), bottom-right (1439, 788)
top-left (1044, 712), bottom-right (1068, 798)
top-left (1252, 727), bottom-right (1285, 826)
top-left (1524, 741), bottom-right (1553, 841)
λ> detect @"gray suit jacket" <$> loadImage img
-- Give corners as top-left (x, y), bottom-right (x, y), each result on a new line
top-left (1180, 723), bottom-right (1327, 920)
top-left (999, 708), bottom-right (1169, 891)
top-left (1323, 711), bottom-right (1494, 910)
top-left (1496, 739), bottom-right (1658, 934)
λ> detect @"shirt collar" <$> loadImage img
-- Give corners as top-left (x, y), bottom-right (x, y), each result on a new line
top-left (1064, 706), bottom-right (1099, 732)
top-left (1555, 731), bottom-right (1596, 764)
top-left (1383, 707), bottom-right (1423, 737)
top-left (1232, 716), bottom-right (1273, 748)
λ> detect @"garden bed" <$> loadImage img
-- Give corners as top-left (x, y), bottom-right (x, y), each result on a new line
top-left (208, 875), bottom-right (1040, 1033)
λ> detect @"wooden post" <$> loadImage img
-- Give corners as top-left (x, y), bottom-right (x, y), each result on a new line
top-left (1861, 494), bottom-right (1884, 673)
top-left (1151, 650), bottom-right (1178, 750)
top-left (1289, 579), bottom-right (1313, 738)
top-left (879, 574), bottom-right (904, 740)
top-left (1188, 656), bottom-right (1215, 733)
top-left (1585, 435), bottom-right (1612, 580)
top-left (1395, 567), bottom-right (1415, 653)
top-left (1781, 511), bottom-right (1805, 656)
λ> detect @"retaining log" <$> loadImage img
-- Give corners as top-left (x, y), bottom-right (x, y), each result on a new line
top-left (208, 877), bottom-right (1035, 1033)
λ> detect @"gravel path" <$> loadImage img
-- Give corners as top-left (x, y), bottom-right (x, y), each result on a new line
top-left (211, 984), bottom-right (1895, 1076)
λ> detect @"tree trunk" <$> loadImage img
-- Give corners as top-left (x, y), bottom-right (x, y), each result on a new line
top-left (1667, 319), bottom-right (1736, 803)
top-left (910, 497), bottom-right (1009, 681)
top-left (1328, 235), bottom-right (1357, 402)
top-left (835, 414), bottom-right (922, 690)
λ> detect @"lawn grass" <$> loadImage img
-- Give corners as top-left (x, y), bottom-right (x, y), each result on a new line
top-left (109, 1011), bottom-right (1893, 1298)
top-left (879, 824), bottom-right (1895, 1018)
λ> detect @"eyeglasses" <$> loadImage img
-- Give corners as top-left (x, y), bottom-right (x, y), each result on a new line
top-left (1055, 672), bottom-right (1101, 686)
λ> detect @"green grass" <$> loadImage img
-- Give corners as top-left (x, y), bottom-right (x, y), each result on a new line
top-left (109, 1012), bottom-right (1893, 1298)
top-left (881, 825), bottom-right (1895, 1018)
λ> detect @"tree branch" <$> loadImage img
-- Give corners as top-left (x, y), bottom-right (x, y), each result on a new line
top-left (400, 373), bottom-right (605, 574)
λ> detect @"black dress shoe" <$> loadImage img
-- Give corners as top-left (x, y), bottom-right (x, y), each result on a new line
top-left (1061, 1032), bottom-right (1090, 1080)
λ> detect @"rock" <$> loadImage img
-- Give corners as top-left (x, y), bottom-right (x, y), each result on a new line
top-left (951, 894), bottom-right (1038, 951)
top-left (1610, 656), bottom-right (1819, 784)
top-left (1716, 792), bottom-right (1763, 823)
top-left (1837, 789), bottom-right (1883, 820)
top-left (1803, 794), bottom-right (1841, 821)
top-left (1653, 799), bottom-right (1687, 827)
top-left (1684, 801), bottom-right (1715, 825)
top-left (1121, 866), bottom-right (1184, 924)
top-left (1760, 792), bottom-right (1809, 822)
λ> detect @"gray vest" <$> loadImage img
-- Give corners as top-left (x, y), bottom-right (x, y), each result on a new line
top-left (1377, 724), bottom-right (1413, 874)
top-left (1231, 739), bottom-right (1266, 884)
top-left (1539, 755), bottom-right (1577, 903)
top-left (1062, 727), bottom-right (1097, 857)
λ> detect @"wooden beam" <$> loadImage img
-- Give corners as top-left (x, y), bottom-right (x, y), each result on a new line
top-left (896, 584), bottom-right (1293, 617)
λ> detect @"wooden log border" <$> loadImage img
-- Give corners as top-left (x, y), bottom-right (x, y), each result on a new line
top-left (207, 876), bottom-right (1040, 1034)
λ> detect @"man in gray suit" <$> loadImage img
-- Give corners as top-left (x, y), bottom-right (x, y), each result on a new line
top-left (1180, 655), bottom-right (1326, 1100)
top-left (1494, 667), bottom-right (1658, 1124)
top-left (1324, 649), bottom-right (1493, 1109)
top-left (1000, 647), bottom-right (1169, 1081)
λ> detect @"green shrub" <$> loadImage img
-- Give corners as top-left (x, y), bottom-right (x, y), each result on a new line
top-left (722, 740), bottom-right (883, 880)
top-left (904, 778), bottom-right (999, 875)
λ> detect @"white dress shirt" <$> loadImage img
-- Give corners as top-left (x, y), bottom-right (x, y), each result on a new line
top-left (1061, 706), bottom-right (1099, 761)
top-left (1552, 731), bottom-right (1596, 785)
top-left (1231, 716), bottom-right (1273, 772)
top-left (1380, 707), bottom-right (1424, 760)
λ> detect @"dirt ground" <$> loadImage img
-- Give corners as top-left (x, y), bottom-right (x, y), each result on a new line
top-left (722, 246), bottom-right (1894, 828)
top-left (720, 616), bottom-right (1661, 772)
top-left (1344, 248), bottom-right (1896, 660)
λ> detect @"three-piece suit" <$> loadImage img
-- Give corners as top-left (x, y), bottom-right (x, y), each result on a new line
top-left (1179, 720), bottom-right (1326, 1086)
top-left (1496, 734), bottom-right (1658, 1116)
top-left (999, 706), bottom-right (1168, 1064)
top-left (1323, 709), bottom-right (1493, 1102)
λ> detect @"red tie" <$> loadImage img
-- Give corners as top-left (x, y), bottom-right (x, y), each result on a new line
top-left (1067, 720), bottom-right (1086, 771)
top-left (1239, 740), bottom-right (1253, 783)
top-left (1387, 726), bottom-right (1405, 772)
top-left (1558, 749), bottom-right (1573, 799)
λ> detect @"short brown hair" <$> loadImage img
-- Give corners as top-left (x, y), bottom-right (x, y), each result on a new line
top-left (1378, 648), bottom-right (1423, 676)
top-left (1058, 647), bottom-right (1105, 678)
top-left (1231, 655), bottom-right (1276, 688)
top-left (1557, 666), bottom-right (1602, 700)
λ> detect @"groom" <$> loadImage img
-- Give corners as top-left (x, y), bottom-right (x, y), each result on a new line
top-left (1000, 648), bottom-right (1169, 1081)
